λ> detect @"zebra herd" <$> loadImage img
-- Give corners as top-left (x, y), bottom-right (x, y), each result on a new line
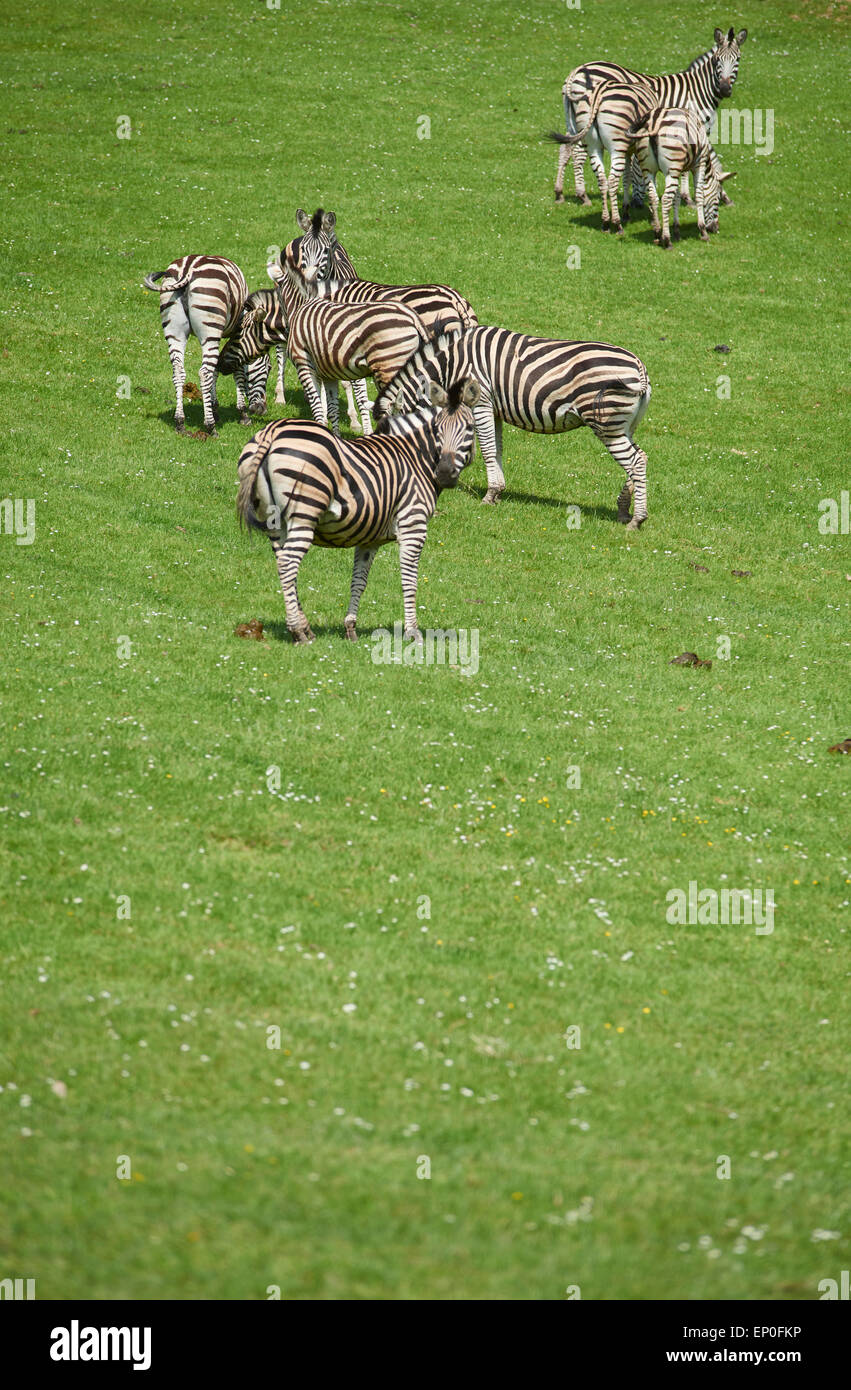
top-left (144, 205), bottom-right (652, 642)
top-left (549, 26), bottom-right (747, 244)
top-left (141, 24), bottom-right (748, 646)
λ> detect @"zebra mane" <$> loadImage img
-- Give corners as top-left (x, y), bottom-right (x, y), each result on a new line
top-left (373, 405), bottom-right (436, 437)
top-left (311, 207), bottom-right (326, 236)
top-left (687, 44), bottom-right (718, 72)
top-left (373, 322), bottom-right (466, 420)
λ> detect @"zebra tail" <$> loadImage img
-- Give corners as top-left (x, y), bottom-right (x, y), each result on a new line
top-left (142, 270), bottom-right (167, 291)
top-left (236, 430), bottom-right (274, 533)
top-left (145, 269), bottom-right (193, 294)
top-left (591, 367), bottom-right (651, 428)
top-left (627, 111), bottom-right (650, 138)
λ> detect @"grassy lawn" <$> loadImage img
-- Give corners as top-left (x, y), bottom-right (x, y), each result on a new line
top-left (1, 0), bottom-right (849, 1300)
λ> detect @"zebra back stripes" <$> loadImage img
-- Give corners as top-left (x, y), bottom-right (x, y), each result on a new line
top-left (236, 379), bottom-right (480, 641)
top-left (143, 255), bottom-right (249, 434)
top-left (314, 276), bottom-right (478, 335)
top-left (374, 325), bottom-right (651, 527)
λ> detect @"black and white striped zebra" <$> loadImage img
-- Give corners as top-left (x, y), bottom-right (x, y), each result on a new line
top-left (374, 326), bottom-right (651, 528)
top-left (307, 276), bottom-right (478, 335)
top-left (551, 29), bottom-right (746, 229)
top-left (217, 288), bottom-right (288, 416)
top-left (630, 107), bottom-right (734, 246)
top-left (554, 44), bottom-right (717, 205)
top-left (287, 297), bottom-right (430, 436)
top-left (142, 255), bottom-right (253, 434)
top-left (236, 377), bottom-right (481, 643)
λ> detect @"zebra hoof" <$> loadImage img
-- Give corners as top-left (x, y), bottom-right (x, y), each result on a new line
top-left (625, 516), bottom-right (647, 532)
top-left (579, 195), bottom-right (592, 207)
top-left (175, 421), bottom-right (187, 435)
top-left (344, 622), bottom-right (357, 643)
top-left (555, 192), bottom-right (565, 204)
top-left (239, 414), bottom-right (251, 427)
top-left (481, 489), bottom-right (501, 505)
top-left (614, 225), bottom-right (624, 236)
top-left (291, 624), bottom-right (315, 645)
top-left (617, 512), bottom-right (632, 525)
top-left (404, 627), bottom-right (424, 645)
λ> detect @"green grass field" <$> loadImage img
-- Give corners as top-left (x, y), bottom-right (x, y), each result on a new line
top-left (1, 0), bottom-right (849, 1301)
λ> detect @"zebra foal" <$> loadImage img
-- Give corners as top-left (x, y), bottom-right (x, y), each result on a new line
top-left (142, 255), bottom-right (254, 434)
top-left (236, 377), bottom-right (481, 643)
top-left (374, 326), bottom-right (651, 528)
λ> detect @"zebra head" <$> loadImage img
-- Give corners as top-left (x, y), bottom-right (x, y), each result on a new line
top-left (704, 166), bottom-right (736, 234)
top-left (712, 27), bottom-right (747, 97)
top-left (285, 208), bottom-right (339, 294)
top-left (428, 378), bottom-right (482, 490)
top-left (219, 304), bottom-right (270, 415)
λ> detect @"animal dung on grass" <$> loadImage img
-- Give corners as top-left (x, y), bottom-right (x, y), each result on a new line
top-left (714, 344), bottom-right (731, 353)
top-left (183, 381), bottom-right (203, 401)
top-left (234, 619), bottom-right (266, 641)
top-left (691, 563), bottom-right (709, 572)
top-left (731, 569), bottom-right (752, 577)
top-left (828, 738), bottom-right (851, 755)
top-left (670, 652), bottom-right (712, 668)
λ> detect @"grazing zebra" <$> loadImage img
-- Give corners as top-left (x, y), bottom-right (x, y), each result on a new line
top-left (218, 288), bottom-right (288, 415)
top-left (142, 255), bottom-right (253, 434)
top-left (550, 29), bottom-right (747, 231)
top-left (630, 107), bottom-right (734, 246)
top-left (287, 298), bottom-right (430, 437)
top-left (554, 44), bottom-right (717, 206)
top-left (374, 326), bottom-right (651, 528)
top-left (236, 377), bottom-right (481, 643)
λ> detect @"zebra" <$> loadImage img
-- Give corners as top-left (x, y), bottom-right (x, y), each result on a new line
top-left (217, 288), bottom-right (288, 416)
top-left (142, 255), bottom-right (254, 434)
top-left (550, 29), bottom-right (747, 229)
top-left (287, 298), bottom-right (430, 436)
top-left (630, 107), bottom-right (735, 246)
top-left (304, 274), bottom-right (478, 336)
top-left (373, 326), bottom-right (651, 528)
top-left (553, 44), bottom-right (718, 206)
top-left (236, 377), bottom-right (482, 643)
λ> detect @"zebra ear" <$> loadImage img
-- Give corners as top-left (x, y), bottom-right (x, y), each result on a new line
top-left (714, 27), bottom-right (723, 44)
top-left (461, 378), bottom-right (482, 409)
top-left (390, 387), bottom-right (406, 416)
top-left (719, 170), bottom-right (736, 181)
top-left (321, 211), bottom-right (337, 240)
top-left (428, 381), bottom-right (449, 409)
top-left (267, 262), bottom-right (285, 284)
top-left (736, 28), bottom-right (747, 44)
top-left (296, 209), bottom-right (312, 232)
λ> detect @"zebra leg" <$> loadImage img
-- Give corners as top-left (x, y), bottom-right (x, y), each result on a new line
top-left (588, 148), bottom-right (609, 227)
top-left (344, 545), bottom-right (378, 641)
top-left (323, 378), bottom-right (341, 437)
top-left (672, 182), bottom-right (682, 242)
top-left (234, 366), bottom-right (252, 426)
top-left (475, 407), bottom-right (505, 505)
top-left (294, 358), bottom-right (327, 425)
top-left (168, 336), bottom-right (188, 434)
top-left (680, 173), bottom-right (696, 209)
top-left (353, 378), bottom-right (373, 435)
top-left (554, 140), bottom-right (570, 203)
top-left (574, 148), bottom-right (591, 205)
top-left (660, 174), bottom-right (677, 248)
top-left (343, 382), bottom-right (361, 433)
top-left (607, 154), bottom-right (628, 234)
top-left (199, 341), bottom-right (219, 435)
top-left (604, 434), bottom-right (648, 530)
top-left (694, 164), bottom-right (710, 240)
top-left (270, 526), bottom-right (317, 642)
top-left (397, 521), bottom-right (427, 640)
top-left (275, 345), bottom-right (286, 405)
top-left (643, 167), bottom-right (662, 242)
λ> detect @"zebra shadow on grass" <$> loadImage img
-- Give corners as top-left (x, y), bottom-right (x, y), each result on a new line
top-left (458, 480), bottom-right (622, 524)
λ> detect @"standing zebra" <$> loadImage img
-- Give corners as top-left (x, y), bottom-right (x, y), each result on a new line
top-left (630, 107), bottom-right (734, 246)
top-left (374, 326), bottom-right (651, 528)
top-left (236, 377), bottom-right (481, 643)
top-left (287, 298), bottom-right (430, 436)
top-left (142, 255), bottom-right (252, 434)
top-left (551, 29), bottom-right (746, 230)
top-left (554, 43), bottom-right (718, 205)
top-left (305, 275), bottom-right (478, 336)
